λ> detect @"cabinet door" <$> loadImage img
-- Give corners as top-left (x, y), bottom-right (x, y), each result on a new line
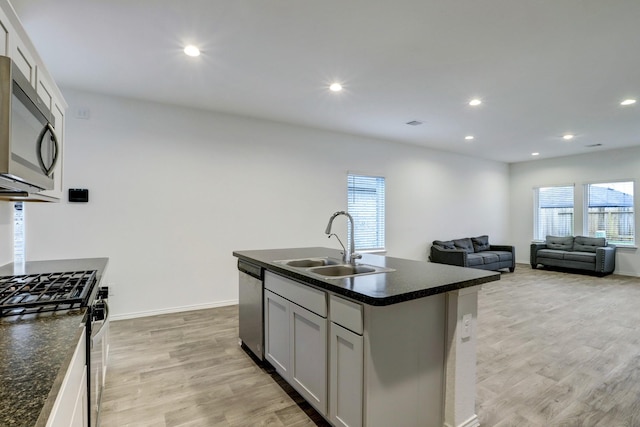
top-left (264, 290), bottom-right (290, 378)
top-left (290, 303), bottom-right (327, 415)
top-left (329, 322), bottom-right (363, 427)
top-left (0, 6), bottom-right (12, 57)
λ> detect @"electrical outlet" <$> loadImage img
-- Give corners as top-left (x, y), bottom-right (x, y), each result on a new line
top-left (461, 313), bottom-right (472, 340)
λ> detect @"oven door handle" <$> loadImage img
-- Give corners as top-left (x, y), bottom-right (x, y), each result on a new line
top-left (91, 301), bottom-right (109, 343)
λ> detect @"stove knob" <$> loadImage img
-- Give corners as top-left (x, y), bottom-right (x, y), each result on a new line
top-left (93, 302), bottom-right (106, 321)
top-left (97, 287), bottom-right (109, 299)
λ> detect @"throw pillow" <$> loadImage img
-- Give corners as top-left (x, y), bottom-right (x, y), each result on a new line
top-left (574, 236), bottom-right (606, 253)
top-left (453, 238), bottom-right (474, 253)
top-left (546, 235), bottom-right (574, 251)
top-left (472, 235), bottom-right (490, 252)
top-left (433, 240), bottom-right (456, 250)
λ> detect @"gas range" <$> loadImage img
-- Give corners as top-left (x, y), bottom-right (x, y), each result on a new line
top-left (0, 270), bottom-right (98, 317)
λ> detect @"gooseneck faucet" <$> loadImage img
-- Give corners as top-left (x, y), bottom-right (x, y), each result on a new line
top-left (325, 211), bottom-right (362, 265)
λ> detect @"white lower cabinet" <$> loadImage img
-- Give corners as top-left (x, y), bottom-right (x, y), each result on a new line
top-left (47, 327), bottom-right (88, 427)
top-left (329, 322), bottom-right (363, 427)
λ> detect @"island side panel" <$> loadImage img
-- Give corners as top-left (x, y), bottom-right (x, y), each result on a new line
top-left (362, 293), bottom-right (446, 427)
top-left (444, 286), bottom-right (481, 427)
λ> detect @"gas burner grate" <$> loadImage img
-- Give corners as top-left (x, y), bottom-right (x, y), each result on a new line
top-left (0, 270), bottom-right (97, 317)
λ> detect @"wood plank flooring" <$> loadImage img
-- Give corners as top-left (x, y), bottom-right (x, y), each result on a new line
top-left (100, 265), bottom-right (640, 426)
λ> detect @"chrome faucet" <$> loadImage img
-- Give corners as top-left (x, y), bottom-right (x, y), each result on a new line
top-left (325, 211), bottom-right (362, 265)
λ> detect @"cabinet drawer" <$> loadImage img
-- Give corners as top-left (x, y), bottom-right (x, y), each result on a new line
top-left (265, 271), bottom-right (326, 317)
top-left (329, 294), bottom-right (363, 335)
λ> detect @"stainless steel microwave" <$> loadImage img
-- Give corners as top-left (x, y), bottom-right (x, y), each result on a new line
top-left (0, 55), bottom-right (59, 194)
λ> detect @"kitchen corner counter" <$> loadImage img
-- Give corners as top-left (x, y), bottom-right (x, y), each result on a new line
top-left (0, 257), bottom-right (109, 427)
top-left (233, 247), bottom-right (500, 306)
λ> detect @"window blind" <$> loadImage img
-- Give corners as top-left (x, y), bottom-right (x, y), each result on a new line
top-left (586, 181), bottom-right (634, 245)
top-left (534, 186), bottom-right (574, 239)
top-left (348, 174), bottom-right (385, 251)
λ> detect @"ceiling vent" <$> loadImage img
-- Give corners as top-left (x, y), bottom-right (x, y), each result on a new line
top-left (406, 120), bottom-right (423, 126)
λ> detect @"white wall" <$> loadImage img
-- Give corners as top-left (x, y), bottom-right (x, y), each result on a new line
top-left (509, 147), bottom-right (640, 276)
top-left (18, 89), bottom-right (509, 318)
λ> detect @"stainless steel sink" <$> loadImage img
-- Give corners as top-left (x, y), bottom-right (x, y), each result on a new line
top-left (308, 264), bottom-right (375, 276)
top-left (275, 257), bottom-right (341, 268)
top-left (307, 263), bottom-right (395, 279)
top-left (274, 257), bottom-right (394, 279)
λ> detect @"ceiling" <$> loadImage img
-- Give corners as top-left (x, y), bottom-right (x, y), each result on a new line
top-left (10, 0), bottom-right (640, 163)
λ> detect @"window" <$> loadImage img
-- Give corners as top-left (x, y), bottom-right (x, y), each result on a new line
top-left (13, 202), bottom-right (25, 263)
top-left (347, 174), bottom-right (385, 251)
top-left (586, 181), bottom-right (634, 245)
top-left (534, 185), bottom-right (574, 240)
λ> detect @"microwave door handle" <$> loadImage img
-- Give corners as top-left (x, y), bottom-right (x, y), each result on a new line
top-left (36, 122), bottom-right (59, 177)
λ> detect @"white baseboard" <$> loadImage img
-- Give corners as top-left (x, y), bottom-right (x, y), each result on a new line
top-left (110, 299), bottom-right (238, 321)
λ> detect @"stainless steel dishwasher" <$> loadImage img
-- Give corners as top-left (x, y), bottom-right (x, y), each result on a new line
top-left (238, 259), bottom-right (264, 360)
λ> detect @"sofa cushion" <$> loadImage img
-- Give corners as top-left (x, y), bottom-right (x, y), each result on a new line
top-left (466, 253), bottom-right (484, 266)
top-left (472, 235), bottom-right (490, 252)
top-left (564, 251), bottom-right (597, 263)
top-left (485, 251), bottom-right (512, 261)
top-left (573, 236), bottom-right (606, 253)
top-left (546, 235), bottom-right (574, 251)
top-left (433, 240), bottom-right (456, 250)
top-left (453, 238), bottom-right (475, 253)
top-left (475, 252), bottom-right (499, 264)
top-left (537, 249), bottom-right (567, 260)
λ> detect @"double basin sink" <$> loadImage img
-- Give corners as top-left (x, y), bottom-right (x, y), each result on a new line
top-left (275, 257), bottom-right (394, 279)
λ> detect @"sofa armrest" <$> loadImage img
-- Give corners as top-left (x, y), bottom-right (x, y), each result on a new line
top-left (429, 245), bottom-right (467, 267)
top-left (596, 245), bottom-right (616, 274)
top-left (489, 244), bottom-right (514, 253)
top-left (530, 243), bottom-right (547, 268)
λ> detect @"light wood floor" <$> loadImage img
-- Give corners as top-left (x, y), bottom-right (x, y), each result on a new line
top-left (100, 265), bottom-right (640, 426)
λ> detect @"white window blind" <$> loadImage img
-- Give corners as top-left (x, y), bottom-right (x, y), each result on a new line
top-left (534, 186), bottom-right (574, 240)
top-left (586, 181), bottom-right (634, 245)
top-left (347, 174), bottom-right (385, 251)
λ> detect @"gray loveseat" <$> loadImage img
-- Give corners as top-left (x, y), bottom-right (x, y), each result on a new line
top-left (530, 235), bottom-right (616, 275)
top-left (429, 235), bottom-right (515, 272)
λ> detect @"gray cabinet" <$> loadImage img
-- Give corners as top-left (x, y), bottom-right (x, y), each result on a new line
top-left (329, 295), bottom-right (364, 427)
top-left (264, 272), bottom-right (328, 415)
top-left (290, 303), bottom-right (327, 414)
top-left (329, 322), bottom-right (363, 427)
top-left (264, 289), bottom-right (290, 376)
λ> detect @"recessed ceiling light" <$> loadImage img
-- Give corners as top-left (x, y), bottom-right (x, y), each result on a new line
top-left (532, 152), bottom-right (540, 156)
top-left (563, 134), bottom-right (575, 140)
top-left (469, 99), bottom-right (482, 106)
top-left (184, 45), bottom-right (200, 57)
top-left (621, 99), bottom-right (637, 106)
top-left (464, 135), bottom-right (474, 140)
top-left (329, 83), bottom-right (342, 92)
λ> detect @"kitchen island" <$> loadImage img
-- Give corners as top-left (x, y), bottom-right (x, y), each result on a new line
top-left (0, 258), bottom-right (109, 427)
top-left (233, 247), bottom-right (500, 427)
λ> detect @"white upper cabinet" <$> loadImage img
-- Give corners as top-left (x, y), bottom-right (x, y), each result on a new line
top-left (0, 0), bottom-right (67, 202)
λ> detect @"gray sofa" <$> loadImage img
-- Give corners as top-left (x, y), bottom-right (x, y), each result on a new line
top-left (429, 235), bottom-right (515, 272)
top-left (530, 235), bottom-right (616, 275)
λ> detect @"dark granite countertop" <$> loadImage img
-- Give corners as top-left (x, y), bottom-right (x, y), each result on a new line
top-left (0, 258), bottom-right (109, 427)
top-left (233, 247), bottom-right (500, 306)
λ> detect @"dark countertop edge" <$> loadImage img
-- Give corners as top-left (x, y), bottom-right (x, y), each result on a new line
top-left (0, 257), bottom-right (109, 427)
top-left (233, 249), bottom-right (499, 306)
top-left (34, 312), bottom-right (88, 427)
